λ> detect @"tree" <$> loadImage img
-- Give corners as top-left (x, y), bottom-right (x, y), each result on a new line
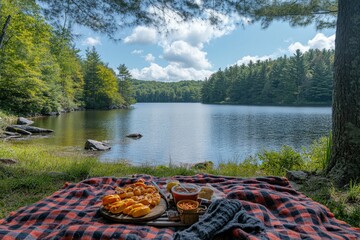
top-left (328, 1), bottom-right (360, 186)
top-left (0, 0), bottom-right (60, 115)
top-left (288, 49), bottom-right (306, 103)
top-left (83, 47), bottom-right (103, 108)
top-left (33, 0), bottom-right (358, 186)
top-left (132, 79), bottom-right (202, 102)
top-left (96, 65), bottom-right (125, 108)
top-left (83, 47), bottom-right (125, 109)
top-left (50, 28), bottom-right (85, 110)
top-left (304, 50), bottom-right (332, 104)
top-left (117, 64), bottom-right (135, 105)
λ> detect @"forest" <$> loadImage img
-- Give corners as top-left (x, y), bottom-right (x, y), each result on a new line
top-left (132, 80), bottom-right (203, 102)
top-left (201, 49), bottom-right (334, 106)
top-left (0, 1), bottom-right (133, 116)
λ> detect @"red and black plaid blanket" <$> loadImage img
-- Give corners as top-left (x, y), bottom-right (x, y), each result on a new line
top-left (0, 174), bottom-right (359, 239)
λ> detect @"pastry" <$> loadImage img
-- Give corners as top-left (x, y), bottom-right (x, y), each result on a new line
top-left (130, 205), bottom-right (151, 218)
top-left (102, 179), bottom-right (162, 217)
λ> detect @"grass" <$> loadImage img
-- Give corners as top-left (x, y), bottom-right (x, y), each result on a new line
top-left (0, 138), bottom-right (359, 228)
top-left (348, 179), bottom-right (360, 203)
top-left (0, 111), bottom-right (16, 135)
top-left (300, 176), bottom-right (360, 227)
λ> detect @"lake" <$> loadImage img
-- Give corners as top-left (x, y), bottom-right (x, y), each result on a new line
top-left (29, 103), bottom-right (331, 166)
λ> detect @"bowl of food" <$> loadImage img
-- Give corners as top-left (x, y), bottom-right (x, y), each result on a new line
top-left (176, 199), bottom-right (205, 225)
top-left (176, 199), bottom-right (199, 213)
top-left (171, 183), bottom-right (200, 204)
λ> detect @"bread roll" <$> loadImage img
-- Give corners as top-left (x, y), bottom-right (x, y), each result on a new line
top-left (123, 203), bottom-right (144, 215)
top-left (102, 194), bottom-right (120, 206)
top-left (130, 205), bottom-right (151, 218)
top-left (109, 199), bottom-right (135, 214)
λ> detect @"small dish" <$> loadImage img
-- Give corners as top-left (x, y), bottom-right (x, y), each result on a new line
top-left (176, 199), bottom-right (199, 213)
top-left (171, 183), bottom-right (200, 204)
top-left (176, 199), bottom-right (206, 225)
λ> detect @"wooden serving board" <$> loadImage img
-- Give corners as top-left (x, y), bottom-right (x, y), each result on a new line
top-left (100, 198), bottom-right (167, 223)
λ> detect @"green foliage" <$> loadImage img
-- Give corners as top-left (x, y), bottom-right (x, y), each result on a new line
top-left (253, 0), bottom-right (337, 30)
top-left (259, 146), bottom-right (304, 176)
top-left (132, 80), bottom-right (203, 102)
top-left (348, 179), bottom-right (360, 203)
top-left (0, 1), bottom-right (57, 115)
top-left (301, 134), bottom-right (332, 172)
top-left (202, 49), bottom-right (334, 106)
top-left (0, 110), bottom-right (15, 132)
top-left (0, 1), bottom-right (76, 115)
top-left (96, 64), bottom-right (125, 107)
top-left (83, 47), bottom-right (126, 109)
top-left (36, 1), bottom-right (337, 40)
top-left (0, 2), bottom-right (133, 115)
top-left (50, 28), bottom-right (85, 110)
top-left (301, 179), bottom-right (360, 228)
top-left (117, 64), bottom-right (136, 105)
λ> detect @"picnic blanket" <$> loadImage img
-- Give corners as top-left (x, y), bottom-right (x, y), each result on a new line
top-left (0, 174), bottom-right (359, 239)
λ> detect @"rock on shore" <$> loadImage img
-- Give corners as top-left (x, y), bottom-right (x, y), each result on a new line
top-left (17, 117), bottom-right (34, 125)
top-left (85, 139), bottom-right (111, 151)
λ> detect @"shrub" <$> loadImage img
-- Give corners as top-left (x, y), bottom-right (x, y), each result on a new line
top-left (258, 146), bottom-right (304, 176)
top-left (302, 133), bottom-right (332, 172)
top-left (348, 179), bottom-right (360, 203)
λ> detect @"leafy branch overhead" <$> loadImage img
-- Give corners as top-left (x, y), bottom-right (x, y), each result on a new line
top-left (37, 0), bottom-right (337, 39)
top-left (253, 0), bottom-right (337, 29)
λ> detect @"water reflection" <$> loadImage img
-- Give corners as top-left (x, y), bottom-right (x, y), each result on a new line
top-left (29, 103), bottom-right (331, 166)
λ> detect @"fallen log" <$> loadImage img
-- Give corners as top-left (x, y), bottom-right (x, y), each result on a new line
top-left (8, 125), bottom-right (53, 134)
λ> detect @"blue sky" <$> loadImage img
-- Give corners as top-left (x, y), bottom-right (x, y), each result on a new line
top-left (74, 14), bottom-right (335, 82)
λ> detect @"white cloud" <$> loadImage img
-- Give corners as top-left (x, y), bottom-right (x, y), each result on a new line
top-left (123, 26), bottom-right (157, 44)
top-left (232, 33), bottom-right (335, 71)
top-left (145, 53), bottom-right (155, 62)
top-left (82, 37), bottom-right (101, 46)
top-left (288, 33), bottom-right (335, 54)
top-left (131, 63), bottom-right (168, 80)
top-left (163, 41), bottom-right (211, 69)
top-left (308, 33), bottom-right (335, 49)
top-left (165, 17), bottom-right (239, 48)
top-left (288, 42), bottom-right (310, 54)
top-left (236, 55), bottom-right (274, 66)
top-left (130, 63), bottom-right (213, 82)
top-left (131, 49), bottom-right (143, 54)
top-left (124, 6), bottom-right (246, 81)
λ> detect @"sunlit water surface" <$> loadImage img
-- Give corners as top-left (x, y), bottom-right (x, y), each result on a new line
top-left (29, 103), bottom-right (331, 166)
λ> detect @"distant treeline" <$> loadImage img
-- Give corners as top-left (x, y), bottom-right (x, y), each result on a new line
top-left (131, 80), bottom-right (203, 102)
top-left (0, 1), bottom-right (133, 116)
top-left (133, 49), bottom-right (334, 106)
top-left (201, 49), bottom-right (334, 105)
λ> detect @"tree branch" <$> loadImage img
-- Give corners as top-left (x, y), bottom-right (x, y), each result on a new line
top-left (271, 9), bottom-right (337, 17)
top-left (0, 15), bottom-right (11, 49)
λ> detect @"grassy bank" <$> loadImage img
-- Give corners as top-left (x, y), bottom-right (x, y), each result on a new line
top-left (0, 141), bottom-right (359, 227)
top-left (0, 111), bottom-right (16, 135)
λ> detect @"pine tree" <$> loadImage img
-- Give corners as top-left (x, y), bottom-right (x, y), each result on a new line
top-left (117, 64), bottom-right (135, 105)
top-left (83, 47), bottom-right (102, 108)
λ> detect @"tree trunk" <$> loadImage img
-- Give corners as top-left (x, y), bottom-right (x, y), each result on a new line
top-left (0, 15), bottom-right (11, 49)
top-left (327, 1), bottom-right (360, 186)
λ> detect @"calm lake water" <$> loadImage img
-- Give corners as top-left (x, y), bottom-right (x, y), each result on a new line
top-left (29, 103), bottom-right (331, 166)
